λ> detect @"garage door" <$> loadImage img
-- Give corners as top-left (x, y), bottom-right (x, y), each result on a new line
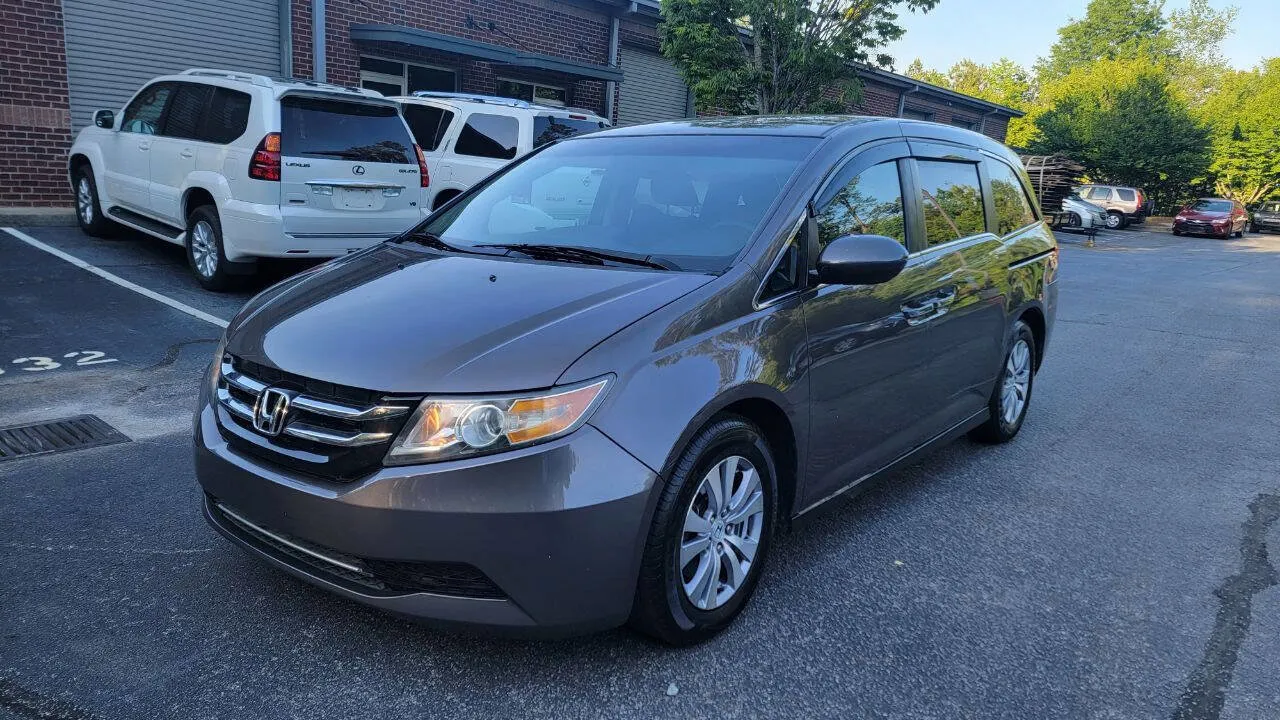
top-left (63, 0), bottom-right (282, 131)
top-left (617, 47), bottom-right (690, 127)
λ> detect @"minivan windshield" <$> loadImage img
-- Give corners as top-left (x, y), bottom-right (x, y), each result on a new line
top-left (1190, 199), bottom-right (1233, 213)
top-left (416, 135), bottom-right (817, 272)
top-left (281, 97), bottom-right (413, 164)
top-left (1259, 202), bottom-right (1280, 213)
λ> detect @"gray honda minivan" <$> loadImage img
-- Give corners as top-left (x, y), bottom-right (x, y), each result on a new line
top-left (195, 117), bottom-right (1058, 645)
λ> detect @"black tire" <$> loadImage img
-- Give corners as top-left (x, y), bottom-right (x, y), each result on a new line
top-left (1067, 212), bottom-right (1082, 227)
top-left (1234, 227), bottom-right (1244, 238)
top-left (72, 165), bottom-right (114, 237)
top-left (629, 415), bottom-right (778, 646)
top-left (1104, 211), bottom-right (1125, 230)
top-left (1172, 227), bottom-right (1183, 236)
top-left (185, 206), bottom-right (241, 292)
top-left (969, 320), bottom-right (1037, 444)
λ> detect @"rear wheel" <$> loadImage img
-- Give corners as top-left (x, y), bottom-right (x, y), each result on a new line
top-left (630, 415), bottom-right (777, 646)
top-left (73, 166), bottom-right (114, 237)
top-left (970, 321), bottom-right (1036, 444)
top-left (186, 206), bottom-right (242, 292)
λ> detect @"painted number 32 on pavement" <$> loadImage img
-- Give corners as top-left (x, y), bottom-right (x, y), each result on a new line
top-left (0, 351), bottom-right (118, 375)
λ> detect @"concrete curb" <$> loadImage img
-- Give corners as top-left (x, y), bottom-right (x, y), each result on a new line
top-left (0, 207), bottom-right (77, 227)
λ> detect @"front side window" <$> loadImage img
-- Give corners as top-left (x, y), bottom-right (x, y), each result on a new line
top-left (280, 97), bottom-right (413, 164)
top-left (121, 83), bottom-right (173, 135)
top-left (917, 160), bottom-right (986, 246)
top-left (987, 160), bottom-right (1039, 235)
top-left (455, 113), bottom-right (519, 160)
top-left (1087, 187), bottom-right (1111, 201)
top-left (402, 104), bottom-right (455, 151)
top-left (815, 161), bottom-right (906, 249)
top-left (161, 83), bottom-right (212, 140)
top-left (418, 135), bottom-right (817, 272)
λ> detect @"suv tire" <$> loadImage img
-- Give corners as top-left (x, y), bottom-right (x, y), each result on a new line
top-left (73, 166), bottom-right (114, 237)
top-left (630, 415), bottom-right (777, 646)
top-left (1104, 211), bottom-right (1125, 230)
top-left (186, 206), bottom-right (240, 292)
top-left (970, 320), bottom-right (1036, 444)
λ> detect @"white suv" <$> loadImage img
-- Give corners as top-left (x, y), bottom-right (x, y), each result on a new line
top-left (392, 92), bottom-right (608, 212)
top-left (68, 69), bottom-right (428, 290)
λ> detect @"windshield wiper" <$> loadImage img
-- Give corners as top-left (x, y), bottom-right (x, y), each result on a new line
top-left (476, 243), bottom-right (676, 271)
top-left (399, 231), bottom-right (504, 256)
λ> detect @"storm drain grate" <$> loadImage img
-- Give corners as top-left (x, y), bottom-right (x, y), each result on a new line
top-left (0, 414), bottom-right (130, 462)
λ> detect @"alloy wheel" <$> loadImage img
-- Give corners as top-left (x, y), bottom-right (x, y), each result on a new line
top-left (1000, 338), bottom-right (1032, 426)
top-left (190, 220), bottom-right (218, 279)
top-left (76, 178), bottom-right (94, 224)
top-left (1105, 213), bottom-right (1121, 229)
top-left (679, 455), bottom-right (765, 611)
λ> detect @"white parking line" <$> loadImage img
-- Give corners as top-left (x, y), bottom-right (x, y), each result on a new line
top-left (2, 226), bottom-right (229, 329)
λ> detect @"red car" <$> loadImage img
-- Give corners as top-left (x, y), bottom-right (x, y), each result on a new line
top-left (1173, 198), bottom-right (1248, 238)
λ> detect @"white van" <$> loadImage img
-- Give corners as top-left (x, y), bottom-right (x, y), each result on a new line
top-left (68, 69), bottom-right (427, 290)
top-left (391, 92), bottom-right (609, 212)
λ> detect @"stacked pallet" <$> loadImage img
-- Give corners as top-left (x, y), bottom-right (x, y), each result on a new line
top-left (1020, 155), bottom-right (1085, 210)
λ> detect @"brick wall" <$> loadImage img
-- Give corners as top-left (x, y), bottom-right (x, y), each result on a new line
top-left (295, 0), bottom-right (612, 115)
top-left (1, 0), bottom-right (72, 207)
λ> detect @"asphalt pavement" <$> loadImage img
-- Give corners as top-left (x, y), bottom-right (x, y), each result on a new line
top-left (1, 222), bottom-right (1278, 719)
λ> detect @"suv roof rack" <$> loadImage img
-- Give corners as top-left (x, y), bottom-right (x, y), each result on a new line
top-left (278, 78), bottom-right (383, 98)
top-left (181, 69), bottom-right (274, 87)
top-left (409, 91), bottom-right (604, 119)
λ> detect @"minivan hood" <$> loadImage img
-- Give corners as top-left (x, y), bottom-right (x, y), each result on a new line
top-left (227, 243), bottom-right (713, 393)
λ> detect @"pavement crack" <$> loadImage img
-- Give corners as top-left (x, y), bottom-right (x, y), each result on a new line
top-left (0, 677), bottom-right (100, 720)
top-left (1172, 493), bottom-right (1280, 720)
top-left (139, 338), bottom-right (218, 373)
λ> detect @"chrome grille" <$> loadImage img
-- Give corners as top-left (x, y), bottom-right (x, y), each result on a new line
top-left (214, 356), bottom-right (420, 480)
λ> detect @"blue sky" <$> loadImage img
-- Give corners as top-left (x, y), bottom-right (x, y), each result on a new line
top-left (886, 0), bottom-right (1277, 72)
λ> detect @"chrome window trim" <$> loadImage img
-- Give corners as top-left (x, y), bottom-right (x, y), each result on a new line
top-left (908, 231), bottom-right (998, 259)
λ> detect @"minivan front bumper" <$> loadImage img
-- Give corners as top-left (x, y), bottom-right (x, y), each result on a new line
top-left (193, 399), bottom-right (659, 635)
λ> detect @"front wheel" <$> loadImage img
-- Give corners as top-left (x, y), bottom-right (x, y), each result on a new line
top-left (630, 416), bottom-right (777, 646)
top-left (970, 321), bottom-right (1036, 444)
top-left (1104, 212), bottom-right (1125, 230)
top-left (73, 167), bottom-right (114, 237)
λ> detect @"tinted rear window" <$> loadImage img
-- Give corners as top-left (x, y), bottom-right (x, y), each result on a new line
top-left (280, 97), bottom-right (412, 164)
top-left (456, 113), bottom-right (519, 160)
top-left (1116, 188), bottom-right (1136, 201)
top-left (401, 104), bottom-right (454, 151)
top-left (202, 87), bottom-right (251, 143)
top-left (533, 115), bottom-right (605, 148)
top-left (1191, 199), bottom-right (1233, 212)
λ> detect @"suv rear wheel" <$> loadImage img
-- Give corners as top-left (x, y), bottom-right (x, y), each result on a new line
top-left (73, 166), bottom-right (114, 237)
top-left (186, 206), bottom-right (240, 291)
top-left (630, 415), bottom-right (777, 645)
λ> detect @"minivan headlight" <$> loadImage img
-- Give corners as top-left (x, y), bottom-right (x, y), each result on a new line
top-left (384, 377), bottom-right (611, 465)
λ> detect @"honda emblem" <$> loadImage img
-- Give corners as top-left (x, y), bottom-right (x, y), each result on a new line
top-left (252, 387), bottom-right (293, 436)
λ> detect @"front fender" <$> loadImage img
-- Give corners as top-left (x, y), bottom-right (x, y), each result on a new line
top-left (68, 132), bottom-right (109, 203)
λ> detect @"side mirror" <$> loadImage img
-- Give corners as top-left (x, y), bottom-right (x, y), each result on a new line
top-left (816, 234), bottom-right (908, 286)
top-left (93, 110), bottom-right (114, 129)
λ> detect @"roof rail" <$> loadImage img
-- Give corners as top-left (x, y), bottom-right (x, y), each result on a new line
top-left (181, 69), bottom-right (274, 87)
top-left (410, 91), bottom-right (534, 109)
top-left (281, 78), bottom-right (384, 98)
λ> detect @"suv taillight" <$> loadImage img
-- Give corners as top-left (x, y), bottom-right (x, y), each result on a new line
top-left (249, 132), bottom-right (281, 181)
top-left (414, 144), bottom-right (430, 188)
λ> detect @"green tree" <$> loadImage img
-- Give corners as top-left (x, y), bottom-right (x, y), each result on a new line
top-left (660, 0), bottom-right (940, 115)
top-left (1200, 59), bottom-right (1280, 204)
top-left (1167, 0), bottom-right (1239, 103)
top-left (906, 57), bottom-right (1032, 109)
top-left (1029, 58), bottom-right (1211, 211)
top-left (1035, 0), bottom-right (1169, 81)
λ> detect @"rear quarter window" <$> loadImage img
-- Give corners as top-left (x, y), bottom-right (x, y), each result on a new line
top-left (456, 113), bottom-right (519, 160)
top-left (1116, 188), bottom-right (1136, 201)
top-left (200, 87), bottom-right (251, 144)
top-left (987, 160), bottom-right (1039, 235)
top-left (280, 97), bottom-right (413, 164)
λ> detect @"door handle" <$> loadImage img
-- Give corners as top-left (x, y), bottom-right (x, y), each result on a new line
top-left (137, 142), bottom-right (150, 150)
top-left (901, 299), bottom-right (939, 321)
top-left (180, 149), bottom-right (194, 158)
top-left (934, 288), bottom-right (958, 307)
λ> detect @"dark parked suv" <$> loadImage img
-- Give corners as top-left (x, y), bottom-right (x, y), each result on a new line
top-left (195, 117), bottom-right (1058, 644)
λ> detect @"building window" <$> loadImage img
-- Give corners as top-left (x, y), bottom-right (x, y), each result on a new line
top-left (902, 107), bottom-right (934, 121)
top-left (495, 78), bottom-right (567, 107)
top-left (951, 117), bottom-right (976, 130)
top-left (359, 56), bottom-right (456, 96)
